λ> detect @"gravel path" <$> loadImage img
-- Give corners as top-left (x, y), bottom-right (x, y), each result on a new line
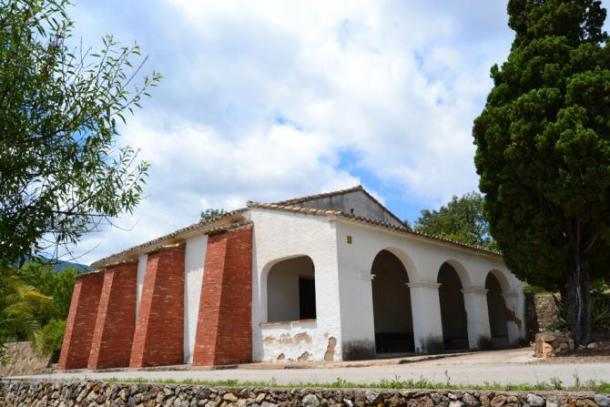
top-left (15, 348), bottom-right (610, 387)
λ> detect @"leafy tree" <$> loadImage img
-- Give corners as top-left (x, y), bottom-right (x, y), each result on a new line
top-left (414, 192), bottom-right (497, 250)
top-left (0, 261), bottom-right (77, 359)
top-left (473, 0), bottom-right (610, 344)
top-left (17, 260), bottom-right (77, 319)
top-left (200, 208), bottom-right (226, 222)
top-left (0, 0), bottom-right (160, 264)
top-left (0, 266), bottom-right (53, 341)
top-left (32, 318), bottom-right (65, 359)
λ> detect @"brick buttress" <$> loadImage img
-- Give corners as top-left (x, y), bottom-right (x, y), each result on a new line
top-left (193, 225), bottom-right (253, 366)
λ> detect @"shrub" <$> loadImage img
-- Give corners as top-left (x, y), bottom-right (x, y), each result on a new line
top-left (33, 319), bottom-right (66, 360)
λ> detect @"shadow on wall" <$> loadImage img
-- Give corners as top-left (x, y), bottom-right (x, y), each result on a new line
top-left (342, 340), bottom-right (375, 361)
top-left (419, 336), bottom-right (445, 354)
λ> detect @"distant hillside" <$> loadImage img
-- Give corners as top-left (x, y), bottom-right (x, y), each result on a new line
top-left (29, 256), bottom-right (90, 273)
top-left (49, 259), bottom-right (89, 273)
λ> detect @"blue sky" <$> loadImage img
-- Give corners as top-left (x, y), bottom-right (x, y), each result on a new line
top-left (67, 1), bottom-right (521, 263)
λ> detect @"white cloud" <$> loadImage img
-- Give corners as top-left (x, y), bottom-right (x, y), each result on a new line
top-left (66, 0), bottom-right (515, 263)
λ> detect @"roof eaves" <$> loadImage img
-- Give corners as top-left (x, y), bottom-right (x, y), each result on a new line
top-left (249, 202), bottom-right (501, 258)
top-left (337, 212), bottom-right (502, 258)
top-left (89, 208), bottom-right (249, 269)
top-left (270, 185), bottom-right (406, 228)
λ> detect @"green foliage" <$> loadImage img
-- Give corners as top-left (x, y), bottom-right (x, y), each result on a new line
top-left (414, 192), bottom-right (497, 250)
top-left (33, 319), bottom-right (65, 359)
top-left (0, 266), bottom-right (53, 341)
top-left (0, 0), bottom-right (160, 263)
top-left (473, 0), bottom-right (610, 343)
top-left (0, 261), bottom-right (78, 359)
top-left (108, 376), bottom-right (610, 393)
top-left (200, 208), bottom-right (226, 222)
top-left (17, 260), bottom-right (77, 320)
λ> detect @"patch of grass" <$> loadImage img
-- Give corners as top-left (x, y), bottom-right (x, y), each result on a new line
top-left (101, 375), bottom-right (610, 393)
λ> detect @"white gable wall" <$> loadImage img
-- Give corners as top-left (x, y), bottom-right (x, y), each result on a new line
top-left (297, 190), bottom-right (403, 227)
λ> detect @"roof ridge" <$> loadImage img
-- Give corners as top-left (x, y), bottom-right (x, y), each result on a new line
top-left (270, 185), bottom-right (363, 205)
top-left (247, 201), bottom-right (344, 216)
top-left (268, 184), bottom-right (406, 227)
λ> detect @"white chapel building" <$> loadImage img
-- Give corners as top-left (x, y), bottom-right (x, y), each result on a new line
top-left (59, 186), bottom-right (526, 370)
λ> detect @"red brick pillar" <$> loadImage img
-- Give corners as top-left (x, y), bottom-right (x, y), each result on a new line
top-left (58, 272), bottom-right (104, 370)
top-left (193, 225), bottom-right (252, 366)
top-left (129, 245), bottom-right (185, 368)
top-left (87, 262), bottom-right (138, 369)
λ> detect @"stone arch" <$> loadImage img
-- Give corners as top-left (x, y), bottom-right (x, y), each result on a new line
top-left (487, 268), bottom-right (512, 293)
top-left (486, 271), bottom-right (509, 346)
top-left (442, 258), bottom-right (473, 288)
top-left (367, 246), bottom-right (419, 282)
top-left (265, 255), bottom-right (316, 323)
top-left (370, 249), bottom-right (414, 353)
top-left (437, 262), bottom-right (469, 350)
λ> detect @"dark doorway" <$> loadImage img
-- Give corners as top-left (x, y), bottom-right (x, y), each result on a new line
top-left (299, 277), bottom-right (316, 319)
top-left (371, 250), bottom-right (414, 353)
top-left (486, 273), bottom-right (509, 346)
top-left (438, 263), bottom-right (469, 350)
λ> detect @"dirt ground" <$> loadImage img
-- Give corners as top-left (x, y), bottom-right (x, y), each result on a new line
top-left (13, 347), bottom-right (610, 387)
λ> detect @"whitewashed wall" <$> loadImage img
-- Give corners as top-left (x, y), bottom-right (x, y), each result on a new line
top-left (135, 254), bottom-right (148, 321)
top-left (335, 219), bottom-right (525, 356)
top-left (183, 234), bottom-right (207, 364)
top-left (248, 209), bottom-right (343, 362)
top-left (259, 320), bottom-right (331, 362)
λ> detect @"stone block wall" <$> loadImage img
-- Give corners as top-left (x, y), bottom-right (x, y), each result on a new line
top-left (1, 380), bottom-right (609, 406)
top-left (0, 342), bottom-right (51, 377)
top-left (526, 293), bottom-right (561, 340)
top-left (534, 332), bottom-right (575, 358)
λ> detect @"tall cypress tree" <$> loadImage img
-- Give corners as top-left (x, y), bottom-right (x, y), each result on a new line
top-left (473, 0), bottom-right (610, 345)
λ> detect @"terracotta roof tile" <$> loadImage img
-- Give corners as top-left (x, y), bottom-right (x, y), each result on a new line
top-left (89, 187), bottom-right (501, 269)
top-left (247, 201), bottom-right (501, 258)
top-left (89, 209), bottom-right (249, 269)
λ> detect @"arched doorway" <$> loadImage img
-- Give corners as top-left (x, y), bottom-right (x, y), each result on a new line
top-left (437, 263), bottom-right (469, 350)
top-left (486, 272), bottom-right (508, 346)
top-left (267, 256), bottom-right (316, 322)
top-left (371, 250), bottom-right (414, 353)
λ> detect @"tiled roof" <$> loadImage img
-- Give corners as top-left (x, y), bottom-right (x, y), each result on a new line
top-left (271, 184), bottom-right (406, 227)
top-left (89, 209), bottom-right (249, 269)
top-left (89, 186), bottom-right (501, 269)
top-left (272, 185), bottom-right (364, 205)
top-left (247, 201), bottom-right (501, 258)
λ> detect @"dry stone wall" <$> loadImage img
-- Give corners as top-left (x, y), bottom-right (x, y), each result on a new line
top-left (0, 342), bottom-right (51, 377)
top-left (1, 380), bottom-right (609, 407)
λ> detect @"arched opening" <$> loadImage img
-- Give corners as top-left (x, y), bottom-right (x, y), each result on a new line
top-left (438, 263), bottom-right (469, 350)
top-left (486, 272), bottom-right (509, 346)
top-left (267, 256), bottom-right (316, 322)
top-left (371, 250), bottom-right (414, 354)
